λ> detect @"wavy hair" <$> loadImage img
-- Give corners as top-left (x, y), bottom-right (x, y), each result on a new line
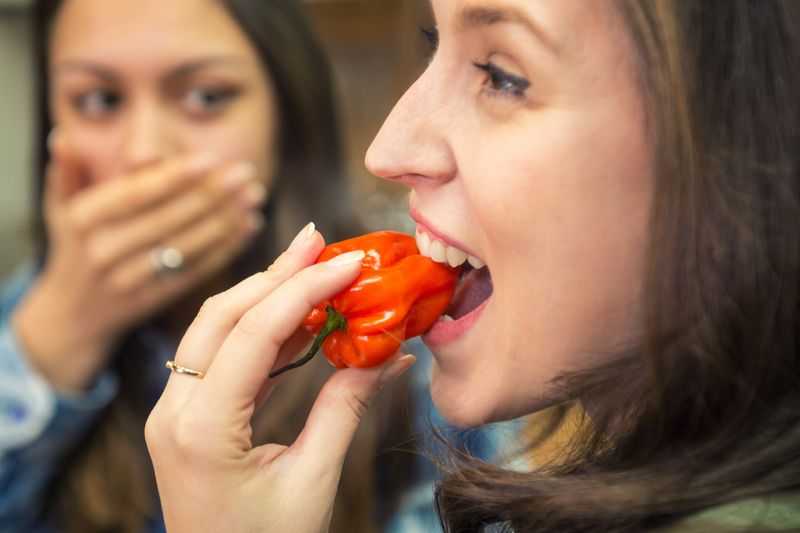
top-left (434, 2), bottom-right (800, 531)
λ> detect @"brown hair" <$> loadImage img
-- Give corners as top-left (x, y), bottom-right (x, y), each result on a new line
top-left (30, 0), bottom-right (417, 531)
top-left (434, 1), bottom-right (800, 531)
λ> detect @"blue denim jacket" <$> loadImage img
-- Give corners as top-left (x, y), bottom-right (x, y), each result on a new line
top-left (0, 263), bottom-right (129, 532)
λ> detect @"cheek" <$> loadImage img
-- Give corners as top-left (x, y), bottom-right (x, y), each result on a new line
top-left (63, 130), bottom-right (124, 185)
top-left (460, 108), bottom-right (651, 414)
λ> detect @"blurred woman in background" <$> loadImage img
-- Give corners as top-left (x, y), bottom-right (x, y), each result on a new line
top-left (0, 0), bottom-right (419, 531)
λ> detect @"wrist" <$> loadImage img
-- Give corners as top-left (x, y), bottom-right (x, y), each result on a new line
top-left (11, 282), bottom-right (115, 393)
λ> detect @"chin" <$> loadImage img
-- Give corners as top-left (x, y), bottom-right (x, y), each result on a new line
top-left (429, 362), bottom-right (567, 428)
top-left (429, 364), bottom-right (497, 428)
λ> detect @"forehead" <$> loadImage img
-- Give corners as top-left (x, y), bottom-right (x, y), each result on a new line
top-left (50, 0), bottom-right (257, 65)
top-left (436, 0), bottom-right (624, 53)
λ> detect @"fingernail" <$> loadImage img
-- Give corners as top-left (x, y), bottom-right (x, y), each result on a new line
top-left (224, 162), bottom-right (256, 191)
top-left (240, 182), bottom-right (266, 207)
top-left (325, 249), bottom-right (365, 268)
top-left (288, 221), bottom-right (315, 252)
top-left (184, 153), bottom-right (218, 176)
top-left (379, 354), bottom-right (416, 386)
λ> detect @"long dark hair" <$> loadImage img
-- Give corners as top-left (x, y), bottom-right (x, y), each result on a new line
top-left (434, 2), bottom-right (800, 531)
top-left (30, 1), bottom-right (414, 531)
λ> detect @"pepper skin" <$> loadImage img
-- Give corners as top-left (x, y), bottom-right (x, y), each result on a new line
top-left (269, 231), bottom-right (459, 377)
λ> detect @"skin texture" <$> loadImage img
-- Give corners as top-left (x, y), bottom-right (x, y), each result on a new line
top-left (146, 0), bottom-right (654, 531)
top-left (12, 0), bottom-right (277, 392)
top-left (366, 0), bottom-right (653, 427)
top-left (146, 227), bottom-right (416, 532)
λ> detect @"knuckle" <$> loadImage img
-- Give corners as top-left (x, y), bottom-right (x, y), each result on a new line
top-left (144, 405), bottom-right (171, 454)
top-left (170, 413), bottom-right (205, 455)
top-left (342, 391), bottom-right (372, 421)
top-left (266, 251), bottom-right (291, 273)
top-left (251, 270), bottom-right (277, 287)
top-left (234, 308), bottom-right (265, 340)
top-left (198, 293), bottom-right (226, 319)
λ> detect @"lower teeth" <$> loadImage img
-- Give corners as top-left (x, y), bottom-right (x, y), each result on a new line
top-left (440, 314), bottom-right (454, 322)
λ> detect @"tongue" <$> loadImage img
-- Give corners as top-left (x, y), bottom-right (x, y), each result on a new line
top-left (446, 267), bottom-right (493, 320)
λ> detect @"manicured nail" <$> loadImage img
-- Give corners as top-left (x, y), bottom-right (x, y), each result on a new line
top-left (184, 153), bottom-right (218, 176)
top-left (240, 182), bottom-right (266, 207)
top-left (325, 249), bottom-right (365, 268)
top-left (225, 162), bottom-right (256, 190)
top-left (379, 354), bottom-right (416, 386)
top-left (288, 221), bottom-right (315, 251)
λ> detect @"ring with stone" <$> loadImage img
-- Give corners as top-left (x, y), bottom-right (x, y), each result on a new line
top-left (150, 245), bottom-right (185, 278)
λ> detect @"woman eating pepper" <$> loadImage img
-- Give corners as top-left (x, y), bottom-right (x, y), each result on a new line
top-left (144, 1), bottom-right (800, 531)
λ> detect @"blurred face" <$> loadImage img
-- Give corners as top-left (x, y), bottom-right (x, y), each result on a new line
top-left (366, 0), bottom-right (652, 427)
top-left (49, 0), bottom-right (277, 184)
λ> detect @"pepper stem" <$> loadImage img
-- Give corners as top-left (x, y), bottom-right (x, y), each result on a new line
top-left (268, 305), bottom-right (346, 378)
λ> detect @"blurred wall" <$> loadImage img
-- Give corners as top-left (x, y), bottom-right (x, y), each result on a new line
top-left (0, 5), bottom-right (33, 277)
top-left (306, 0), bottom-right (433, 232)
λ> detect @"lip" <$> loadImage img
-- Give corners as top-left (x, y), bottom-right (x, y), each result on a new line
top-left (423, 297), bottom-right (491, 347)
top-left (408, 201), bottom-right (483, 260)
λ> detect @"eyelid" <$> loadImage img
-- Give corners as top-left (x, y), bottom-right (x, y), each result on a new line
top-left (180, 85), bottom-right (240, 116)
top-left (473, 60), bottom-right (531, 97)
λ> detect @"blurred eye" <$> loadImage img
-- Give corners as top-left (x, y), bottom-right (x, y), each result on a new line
top-left (72, 89), bottom-right (121, 118)
top-left (182, 86), bottom-right (239, 116)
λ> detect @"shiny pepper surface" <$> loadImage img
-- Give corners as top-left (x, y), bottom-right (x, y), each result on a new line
top-left (269, 231), bottom-right (459, 377)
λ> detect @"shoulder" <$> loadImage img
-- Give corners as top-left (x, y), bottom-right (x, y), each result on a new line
top-left (664, 491), bottom-right (800, 532)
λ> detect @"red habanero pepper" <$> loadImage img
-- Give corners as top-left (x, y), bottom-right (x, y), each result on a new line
top-left (269, 231), bottom-right (459, 377)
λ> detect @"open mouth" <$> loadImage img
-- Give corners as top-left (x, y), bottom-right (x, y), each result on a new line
top-left (415, 227), bottom-right (494, 322)
top-left (445, 262), bottom-right (493, 320)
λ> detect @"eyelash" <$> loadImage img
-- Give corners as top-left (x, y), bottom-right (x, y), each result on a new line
top-left (72, 89), bottom-right (120, 118)
top-left (420, 26), bottom-right (439, 59)
top-left (70, 86), bottom-right (240, 120)
top-left (419, 26), bottom-right (530, 100)
top-left (182, 87), bottom-right (239, 115)
top-left (472, 61), bottom-right (531, 99)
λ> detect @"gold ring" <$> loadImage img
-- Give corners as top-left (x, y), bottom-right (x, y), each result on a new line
top-left (165, 360), bottom-right (206, 379)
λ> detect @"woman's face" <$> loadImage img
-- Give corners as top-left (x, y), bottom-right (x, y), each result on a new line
top-left (49, 0), bottom-right (277, 185)
top-left (367, 0), bottom-right (652, 427)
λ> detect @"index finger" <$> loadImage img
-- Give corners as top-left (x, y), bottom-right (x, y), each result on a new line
top-left (194, 250), bottom-right (366, 422)
top-left (69, 153), bottom-right (218, 230)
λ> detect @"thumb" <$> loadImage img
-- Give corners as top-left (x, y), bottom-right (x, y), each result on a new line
top-left (44, 130), bottom-right (86, 213)
top-left (293, 353), bottom-right (416, 472)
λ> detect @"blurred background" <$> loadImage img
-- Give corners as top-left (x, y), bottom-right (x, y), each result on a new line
top-left (0, 0), bottom-right (433, 277)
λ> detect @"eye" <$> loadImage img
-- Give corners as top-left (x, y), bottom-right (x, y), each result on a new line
top-left (420, 26), bottom-right (439, 60)
top-left (72, 89), bottom-right (121, 118)
top-left (181, 86), bottom-right (239, 116)
top-left (473, 61), bottom-right (530, 99)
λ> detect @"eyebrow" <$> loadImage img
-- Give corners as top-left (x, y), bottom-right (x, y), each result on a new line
top-left (53, 57), bottom-right (249, 83)
top-left (457, 5), bottom-right (560, 56)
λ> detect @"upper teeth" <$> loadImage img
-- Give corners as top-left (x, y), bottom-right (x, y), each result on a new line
top-left (415, 228), bottom-right (485, 269)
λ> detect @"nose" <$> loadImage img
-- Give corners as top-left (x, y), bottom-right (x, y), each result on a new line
top-left (365, 66), bottom-right (456, 187)
top-left (121, 97), bottom-right (174, 173)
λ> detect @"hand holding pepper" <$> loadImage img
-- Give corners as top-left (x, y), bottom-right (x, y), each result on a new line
top-left (270, 231), bottom-right (459, 377)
